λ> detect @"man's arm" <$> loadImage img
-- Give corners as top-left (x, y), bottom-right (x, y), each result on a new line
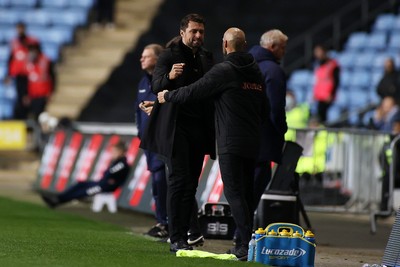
top-left (159, 65), bottom-right (226, 104)
top-left (152, 51), bottom-right (174, 94)
top-left (265, 67), bottom-right (288, 135)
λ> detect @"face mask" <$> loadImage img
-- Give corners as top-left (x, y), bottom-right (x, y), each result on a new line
top-left (285, 96), bottom-right (295, 111)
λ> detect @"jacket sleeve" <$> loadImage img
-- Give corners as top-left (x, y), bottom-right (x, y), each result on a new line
top-left (152, 50), bottom-right (174, 94)
top-left (164, 64), bottom-right (226, 103)
top-left (265, 67), bottom-right (288, 135)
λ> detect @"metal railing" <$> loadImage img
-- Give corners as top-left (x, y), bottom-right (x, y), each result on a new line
top-left (283, 0), bottom-right (397, 73)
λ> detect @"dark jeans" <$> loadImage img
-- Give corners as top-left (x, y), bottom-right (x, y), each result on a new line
top-left (317, 101), bottom-right (332, 123)
top-left (253, 161), bottom-right (272, 209)
top-left (219, 153), bottom-right (255, 246)
top-left (30, 97), bottom-right (47, 121)
top-left (166, 127), bottom-right (204, 243)
top-left (151, 168), bottom-right (168, 225)
top-left (58, 181), bottom-right (102, 204)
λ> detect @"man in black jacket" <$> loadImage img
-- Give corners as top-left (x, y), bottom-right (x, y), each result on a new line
top-left (158, 27), bottom-right (269, 260)
top-left (140, 14), bottom-right (215, 252)
top-left (41, 141), bottom-right (130, 208)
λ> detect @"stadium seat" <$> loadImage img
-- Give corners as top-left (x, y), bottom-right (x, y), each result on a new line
top-left (365, 32), bottom-right (387, 51)
top-left (327, 105), bottom-right (342, 122)
top-left (42, 43), bottom-right (60, 61)
top-left (369, 90), bottom-right (380, 105)
top-left (349, 70), bottom-right (370, 89)
top-left (0, 45), bottom-right (9, 61)
top-left (333, 89), bottom-right (348, 109)
top-left (345, 32), bottom-right (368, 51)
top-left (348, 89), bottom-right (370, 109)
top-left (49, 9), bottom-right (87, 27)
top-left (353, 51), bottom-right (376, 69)
top-left (0, 63), bottom-right (6, 80)
top-left (0, 9), bottom-right (25, 25)
top-left (0, 99), bottom-right (14, 119)
top-left (336, 52), bottom-right (356, 70)
top-left (287, 69), bottom-right (313, 89)
top-left (42, 26), bottom-right (74, 45)
top-left (26, 25), bottom-right (49, 42)
top-left (339, 70), bottom-right (352, 88)
top-left (22, 10), bottom-right (51, 26)
top-left (10, 0), bottom-right (37, 8)
top-left (0, 26), bottom-right (15, 43)
top-left (68, 0), bottom-right (94, 10)
top-left (373, 53), bottom-right (393, 70)
top-left (388, 32), bottom-right (400, 51)
top-left (370, 70), bottom-right (384, 88)
top-left (393, 16), bottom-right (400, 33)
top-left (372, 14), bottom-right (396, 33)
top-left (40, 0), bottom-right (68, 9)
top-left (0, 0), bottom-right (10, 7)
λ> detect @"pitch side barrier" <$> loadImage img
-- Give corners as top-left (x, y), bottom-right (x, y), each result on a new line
top-left (34, 124), bottom-right (395, 226)
top-left (287, 127), bottom-right (395, 221)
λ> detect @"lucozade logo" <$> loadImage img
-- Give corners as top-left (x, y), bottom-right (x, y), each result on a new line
top-left (260, 247), bottom-right (306, 260)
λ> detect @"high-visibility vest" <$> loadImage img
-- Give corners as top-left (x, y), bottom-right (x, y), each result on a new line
top-left (313, 59), bottom-right (338, 102)
top-left (9, 37), bottom-right (38, 76)
top-left (285, 104), bottom-right (310, 141)
top-left (27, 54), bottom-right (52, 98)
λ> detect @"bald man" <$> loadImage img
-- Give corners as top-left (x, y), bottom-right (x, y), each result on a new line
top-left (158, 28), bottom-right (271, 260)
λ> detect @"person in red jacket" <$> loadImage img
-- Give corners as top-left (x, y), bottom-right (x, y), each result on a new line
top-left (312, 44), bottom-right (340, 123)
top-left (7, 22), bottom-right (39, 119)
top-left (26, 43), bottom-right (56, 120)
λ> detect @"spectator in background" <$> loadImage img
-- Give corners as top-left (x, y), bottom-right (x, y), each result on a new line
top-left (26, 43), bottom-right (55, 120)
top-left (372, 96), bottom-right (400, 132)
top-left (140, 14), bottom-right (215, 252)
top-left (7, 22), bottom-right (39, 119)
top-left (135, 44), bottom-right (169, 239)
top-left (41, 141), bottom-right (130, 208)
top-left (248, 29), bottom-right (288, 211)
top-left (377, 58), bottom-right (400, 101)
top-left (285, 90), bottom-right (310, 141)
top-left (312, 44), bottom-right (340, 123)
top-left (94, 0), bottom-right (116, 29)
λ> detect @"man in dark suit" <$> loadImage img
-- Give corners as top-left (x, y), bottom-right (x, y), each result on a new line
top-left (140, 14), bottom-right (215, 252)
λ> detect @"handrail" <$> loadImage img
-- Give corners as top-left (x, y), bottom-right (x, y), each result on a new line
top-left (283, 0), bottom-right (397, 73)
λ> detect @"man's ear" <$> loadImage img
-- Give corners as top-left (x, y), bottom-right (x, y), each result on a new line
top-left (224, 40), bottom-right (228, 49)
top-left (180, 30), bottom-right (184, 37)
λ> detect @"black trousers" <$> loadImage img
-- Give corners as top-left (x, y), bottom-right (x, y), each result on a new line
top-left (30, 97), bottom-right (47, 121)
top-left (219, 153), bottom-right (255, 247)
top-left (96, 0), bottom-right (115, 23)
top-left (317, 101), bottom-right (331, 123)
top-left (58, 181), bottom-right (103, 204)
top-left (13, 75), bottom-right (28, 119)
top-left (253, 161), bottom-right (272, 209)
top-left (167, 127), bottom-right (204, 243)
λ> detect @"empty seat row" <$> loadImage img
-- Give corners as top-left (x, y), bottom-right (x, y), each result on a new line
top-left (336, 51), bottom-right (400, 70)
top-left (0, 8), bottom-right (88, 27)
top-left (0, 0), bottom-right (94, 10)
top-left (373, 13), bottom-right (400, 33)
top-left (345, 31), bottom-right (400, 52)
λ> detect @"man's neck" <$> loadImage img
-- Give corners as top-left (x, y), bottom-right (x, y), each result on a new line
top-left (182, 40), bottom-right (198, 54)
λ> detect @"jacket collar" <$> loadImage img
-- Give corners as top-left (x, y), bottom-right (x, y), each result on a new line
top-left (249, 45), bottom-right (279, 64)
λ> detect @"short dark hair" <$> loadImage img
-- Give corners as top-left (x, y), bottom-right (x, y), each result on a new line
top-left (113, 141), bottom-right (127, 153)
top-left (180, 13), bottom-right (204, 31)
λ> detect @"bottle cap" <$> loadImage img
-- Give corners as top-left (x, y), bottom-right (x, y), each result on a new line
top-left (305, 230), bottom-right (315, 238)
top-left (255, 227), bottom-right (266, 234)
top-left (267, 229), bottom-right (278, 236)
top-left (279, 229), bottom-right (291, 236)
top-left (293, 231), bottom-right (302, 238)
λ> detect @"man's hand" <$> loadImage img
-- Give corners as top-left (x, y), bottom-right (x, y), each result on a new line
top-left (139, 101), bottom-right (154, 116)
top-left (168, 63), bottom-right (185, 80)
top-left (157, 90), bottom-right (169, 104)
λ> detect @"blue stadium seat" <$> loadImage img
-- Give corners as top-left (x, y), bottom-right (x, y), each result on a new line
top-left (0, 99), bottom-right (14, 119)
top-left (369, 90), bottom-right (380, 105)
top-left (336, 52), bottom-right (356, 70)
top-left (26, 25), bottom-right (49, 42)
top-left (68, 0), bottom-right (94, 9)
top-left (287, 69), bottom-right (313, 89)
top-left (0, 63), bottom-right (7, 80)
top-left (373, 14), bottom-right (396, 33)
top-left (339, 70), bottom-right (352, 88)
top-left (22, 10), bottom-right (51, 26)
top-left (0, 45), bottom-right (9, 62)
top-left (10, 0), bottom-right (37, 8)
top-left (0, 0), bottom-right (10, 7)
top-left (0, 26), bottom-right (15, 43)
top-left (0, 9), bottom-right (24, 25)
top-left (327, 105), bottom-right (342, 122)
top-left (42, 43), bottom-right (60, 61)
top-left (349, 70), bottom-right (370, 88)
top-left (345, 32), bottom-right (368, 51)
top-left (393, 16), bottom-right (400, 33)
top-left (371, 70), bottom-right (384, 88)
top-left (348, 89), bottom-right (370, 108)
top-left (373, 53), bottom-right (393, 70)
top-left (49, 9), bottom-right (87, 27)
top-left (388, 32), bottom-right (400, 51)
top-left (365, 32), bottom-right (387, 51)
top-left (40, 0), bottom-right (68, 9)
top-left (353, 51), bottom-right (376, 69)
top-left (43, 26), bottom-right (74, 45)
top-left (333, 89), bottom-right (348, 109)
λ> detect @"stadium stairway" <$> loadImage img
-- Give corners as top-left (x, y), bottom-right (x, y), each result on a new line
top-left (46, 0), bottom-right (163, 119)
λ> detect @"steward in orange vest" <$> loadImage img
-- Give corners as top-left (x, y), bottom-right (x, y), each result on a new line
top-left (26, 43), bottom-right (55, 120)
top-left (312, 45), bottom-right (340, 123)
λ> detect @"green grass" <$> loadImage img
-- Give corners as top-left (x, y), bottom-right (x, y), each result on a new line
top-left (0, 197), bottom-right (261, 267)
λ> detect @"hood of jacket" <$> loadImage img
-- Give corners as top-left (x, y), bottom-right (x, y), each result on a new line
top-left (225, 51), bottom-right (261, 80)
top-left (249, 45), bottom-right (279, 64)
